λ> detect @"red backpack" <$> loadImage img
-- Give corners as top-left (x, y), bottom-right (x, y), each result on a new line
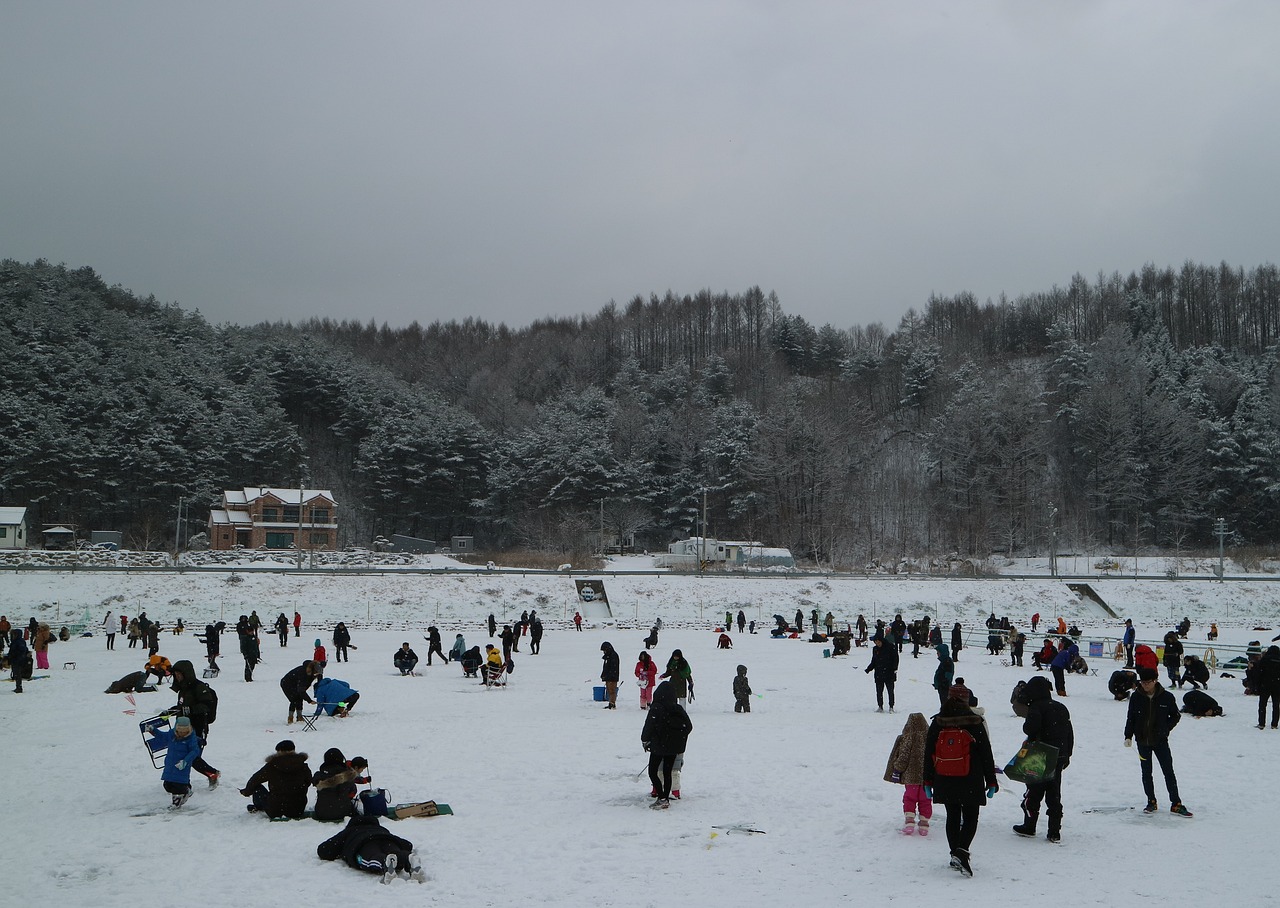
top-left (933, 727), bottom-right (973, 777)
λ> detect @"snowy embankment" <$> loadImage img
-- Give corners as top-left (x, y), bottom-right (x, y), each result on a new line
top-left (2, 563), bottom-right (1276, 907)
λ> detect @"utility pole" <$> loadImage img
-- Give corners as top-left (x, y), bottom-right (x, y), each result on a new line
top-left (1214, 517), bottom-right (1228, 580)
top-left (1048, 505), bottom-right (1059, 578)
top-left (700, 488), bottom-right (708, 574)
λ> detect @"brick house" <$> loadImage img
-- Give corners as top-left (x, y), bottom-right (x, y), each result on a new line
top-left (208, 487), bottom-right (337, 551)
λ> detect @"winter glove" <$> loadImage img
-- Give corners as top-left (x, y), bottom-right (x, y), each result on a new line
top-left (642, 742), bottom-right (651, 752)
top-left (239, 788), bottom-right (252, 797)
top-left (986, 786), bottom-right (998, 798)
top-left (923, 786), bottom-right (933, 800)
top-left (890, 770), bottom-right (902, 784)
top-left (175, 761), bottom-right (187, 770)
top-left (1124, 738), bottom-right (1132, 748)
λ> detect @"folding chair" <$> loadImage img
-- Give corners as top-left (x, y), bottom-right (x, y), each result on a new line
top-left (139, 714), bottom-right (172, 769)
top-left (303, 702), bottom-right (349, 732)
top-left (482, 661), bottom-right (509, 688)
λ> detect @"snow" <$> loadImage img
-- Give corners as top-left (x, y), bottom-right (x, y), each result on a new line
top-left (2, 564), bottom-right (1276, 906)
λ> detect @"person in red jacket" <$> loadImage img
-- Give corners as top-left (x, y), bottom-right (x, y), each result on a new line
top-left (635, 651), bottom-right (657, 710)
top-left (293, 611), bottom-right (302, 638)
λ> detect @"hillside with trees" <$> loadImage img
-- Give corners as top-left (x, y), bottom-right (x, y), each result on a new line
top-left (3, 257), bottom-right (1279, 566)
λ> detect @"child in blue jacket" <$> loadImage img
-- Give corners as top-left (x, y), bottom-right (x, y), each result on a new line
top-left (148, 716), bottom-right (203, 808)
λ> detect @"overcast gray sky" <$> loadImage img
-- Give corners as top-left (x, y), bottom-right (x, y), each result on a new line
top-left (2, 1), bottom-right (1277, 332)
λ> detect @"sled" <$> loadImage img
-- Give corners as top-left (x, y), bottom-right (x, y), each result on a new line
top-left (391, 800), bottom-right (453, 819)
top-left (1003, 740), bottom-right (1059, 784)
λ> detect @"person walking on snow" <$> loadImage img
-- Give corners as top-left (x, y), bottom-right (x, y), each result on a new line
top-left (641, 680), bottom-right (693, 809)
top-left (923, 694), bottom-right (998, 876)
top-left (661, 650), bottom-right (694, 707)
top-left (884, 712), bottom-right (933, 835)
top-left (333, 622), bottom-right (352, 663)
top-left (1252, 645), bottom-right (1280, 729)
top-left (932, 643), bottom-right (955, 708)
top-left (148, 715), bottom-right (202, 808)
top-left (1050, 637), bottom-right (1078, 697)
top-left (1124, 667), bottom-right (1192, 817)
top-left (1012, 676), bottom-right (1073, 843)
top-left (865, 634), bottom-right (899, 712)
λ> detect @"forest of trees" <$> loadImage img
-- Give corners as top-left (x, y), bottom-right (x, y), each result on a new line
top-left (3, 257), bottom-right (1280, 566)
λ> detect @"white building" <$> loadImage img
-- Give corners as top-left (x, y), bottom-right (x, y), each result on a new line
top-left (0, 506), bottom-right (28, 550)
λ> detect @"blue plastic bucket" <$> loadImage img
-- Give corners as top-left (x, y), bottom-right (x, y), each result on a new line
top-left (593, 686), bottom-right (606, 701)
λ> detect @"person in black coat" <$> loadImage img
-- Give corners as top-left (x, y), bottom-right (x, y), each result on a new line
top-left (487, 613), bottom-right (497, 638)
top-left (922, 697), bottom-right (998, 876)
top-left (1124, 668), bottom-right (1191, 816)
top-left (317, 815), bottom-right (422, 882)
top-left (240, 739), bottom-right (311, 818)
top-left (1253, 645), bottom-right (1280, 729)
top-left (198, 622), bottom-right (223, 674)
top-left (864, 635), bottom-right (899, 712)
top-left (1109, 669), bottom-right (1138, 701)
top-left (281, 660), bottom-right (320, 724)
top-left (236, 615), bottom-right (260, 682)
top-left (425, 626), bottom-right (446, 665)
top-left (1162, 631), bottom-right (1184, 687)
top-left (1179, 655), bottom-right (1210, 690)
top-left (332, 622), bottom-right (352, 663)
top-left (950, 622), bottom-right (964, 661)
top-left (171, 659), bottom-right (221, 786)
top-left (500, 624), bottom-right (514, 663)
top-left (600, 641), bottom-right (620, 709)
top-left (1012, 676), bottom-right (1073, 842)
top-left (312, 747), bottom-right (361, 822)
top-left (393, 643), bottom-right (419, 676)
top-left (641, 680), bottom-right (693, 808)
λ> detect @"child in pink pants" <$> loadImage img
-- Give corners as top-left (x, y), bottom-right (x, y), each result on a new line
top-left (636, 652), bottom-right (657, 709)
top-left (884, 712), bottom-right (934, 834)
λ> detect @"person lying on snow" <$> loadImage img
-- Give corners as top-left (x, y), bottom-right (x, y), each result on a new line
top-left (317, 815), bottom-right (425, 884)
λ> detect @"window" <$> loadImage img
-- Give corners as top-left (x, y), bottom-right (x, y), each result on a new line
top-left (311, 508), bottom-right (330, 524)
top-left (283, 506), bottom-right (300, 523)
top-left (261, 507), bottom-right (278, 522)
top-left (265, 531), bottom-right (295, 548)
top-left (309, 533), bottom-right (329, 546)
top-left (0, 527), bottom-right (7, 539)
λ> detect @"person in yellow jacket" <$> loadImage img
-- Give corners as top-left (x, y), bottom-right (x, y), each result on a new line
top-left (484, 644), bottom-right (505, 686)
top-left (144, 654), bottom-right (173, 684)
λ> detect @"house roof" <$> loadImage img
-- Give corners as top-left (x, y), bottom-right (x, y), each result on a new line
top-left (0, 506), bottom-right (27, 525)
top-left (42, 525), bottom-right (75, 535)
top-left (209, 509), bottom-right (254, 527)
top-left (223, 487), bottom-right (336, 506)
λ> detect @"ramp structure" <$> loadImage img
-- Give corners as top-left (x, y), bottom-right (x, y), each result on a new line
top-left (1067, 583), bottom-right (1118, 619)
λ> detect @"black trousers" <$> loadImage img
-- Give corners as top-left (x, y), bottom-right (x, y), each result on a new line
top-left (648, 753), bottom-right (677, 798)
top-left (1259, 689), bottom-right (1280, 727)
top-left (942, 802), bottom-right (981, 853)
top-left (874, 678), bottom-right (895, 709)
top-left (1021, 771), bottom-right (1064, 831)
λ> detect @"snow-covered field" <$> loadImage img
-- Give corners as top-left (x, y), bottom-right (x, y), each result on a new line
top-left (2, 562), bottom-right (1276, 906)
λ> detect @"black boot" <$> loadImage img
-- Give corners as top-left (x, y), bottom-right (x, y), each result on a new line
top-left (1013, 813), bottom-right (1038, 837)
top-left (1046, 816), bottom-right (1061, 843)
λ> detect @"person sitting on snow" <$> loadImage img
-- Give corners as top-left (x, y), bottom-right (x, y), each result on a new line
top-left (240, 739), bottom-right (311, 819)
